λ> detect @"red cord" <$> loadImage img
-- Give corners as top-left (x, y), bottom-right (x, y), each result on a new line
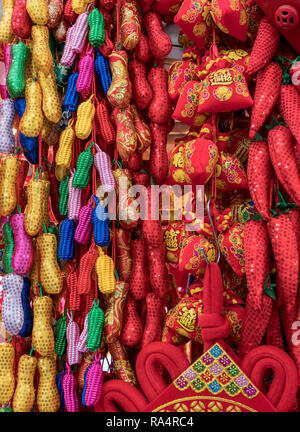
top-left (38, 131), bottom-right (42, 169)
top-left (116, 0), bottom-right (121, 49)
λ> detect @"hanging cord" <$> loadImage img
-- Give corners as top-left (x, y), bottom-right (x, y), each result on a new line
top-left (116, 0), bottom-right (121, 51)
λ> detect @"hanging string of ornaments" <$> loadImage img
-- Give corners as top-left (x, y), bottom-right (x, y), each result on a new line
top-left (0, 0), bottom-right (300, 413)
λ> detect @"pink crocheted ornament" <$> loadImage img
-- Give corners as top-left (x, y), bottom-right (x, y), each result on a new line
top-left (83, 352), bottom-right (104, 407)
top-left (68, 169), bottom-right (82, 221)
top-left (62, 362), bottom-right (80, 412)
top-left (66, 312), bottom-right (82, 366)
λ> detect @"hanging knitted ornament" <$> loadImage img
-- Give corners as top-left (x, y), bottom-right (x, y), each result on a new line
top-left (74, 199), bottom-right (93, 244)
top-left (59, 174), bottom-right (70, 216)
top-left (67, 267), bottom-right (81, 311)
top-left (3, 220), bottom-right (14, 274)
top-left (58, 218), bottom-right (76, 260)
top-left (87, 299), bottom-right (104, 351)
top-left (56, 369), bottom-right (65, 411)
top-left (95, 247), bottom-right (116, 295)
top-left (82, 352), bottom-right (103, 407)
top-left (78, 243), bottom-right (98, 295)
top-left (72, 142), bottom-right (95, 189)
top-left (68, 170), bottom-right (82, 220)
top-left (77, 313), bottom-right (89, 353)
top-left (76, 48), bottom-right (94, 94)
top-left (66, 312), bottom-right (82, 366)
top-left (93, 144), bottom-right (115, 194)
top-left (55, 312), bottom-right (68, 358)
top-left (64, 72), bottom-right (80, 112)
top-left (94, 51), bottom-right (112, 95)
top-left (95, 98), bottom-right (115, 144)
top-left (88, 6), bottom-right (105, 47)
top-left (18, 278), bottom-right (33, 338)
top-left (62, 362), bottom-right (79, 412)
top-left (91, 196), bottom-right (110, 247)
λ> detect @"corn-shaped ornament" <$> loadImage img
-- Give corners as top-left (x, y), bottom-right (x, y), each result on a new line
top-left (76, 48), bottom-right (94, 94)
top-left (95, 247), bottom-right (116, 295)
top-left (91, 197), bottom-right (110, 246)
top-left (74, 200), bottom-right (93, 244)
top-left (60, 25), bottom-right (76, 66)
top-left (63, 72), bottom-right (80, 111)
top-left (94, 144), bottom-right (115, 194)
top-left (72, 9), bottom-right (89, 54)
top-left (88, 6), bottom-right (105, 47)
top-left (66, 312), bottom-right (82, 366)
top-left (87, 299), bottom-right (104, 351)
top-left (81, 352), bottom-right (103, 407)
top-left (77, 313), bottom-right (89, 353)
top-left (55, 313), bottom-right (67, 358)
top-left (59, 174), bottom-right (70, 216)
top-left (68, 170), bottom-right (82, 220)
top-left (55, 119), bottom-right (75, 181)
top-left (75, 95), bottom-right (95, 140)
top-left (62, 363), bottom-right (79, 412)
top-left (94, 50), bottom-right (111, 95)
top-left (58, 218), bottom-right (76, 260)
top-left (72, 142), bottom-right (94, 188)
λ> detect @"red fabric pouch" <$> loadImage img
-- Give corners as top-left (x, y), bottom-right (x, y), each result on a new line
top-left (216, 151), bottom-right (248, 191)
top-left (168, 60), bottom-right (199, 104)
top-left (210, 0), bottom-right (248, 42)
top-left (173, 80), bottom-right (210, 127)
top-left (166, 138), bottom-right (219, 186)
top-left (174, 0), bottom-right (211, 49)
top-left (179, 234), bottom-right (216, 277)
top-left (196, 64), bottom-right (253, 114)
top-left (218, 223), bottom-right (245, 277)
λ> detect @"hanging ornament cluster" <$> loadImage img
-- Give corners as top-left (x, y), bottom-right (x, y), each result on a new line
top-left (0, 0), bottom-right (299, 414)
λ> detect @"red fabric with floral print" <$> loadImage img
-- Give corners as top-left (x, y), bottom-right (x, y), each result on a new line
top-left (174, 0), bottom-right (211, 49)
top-left (210, 0), bottom-right (248, 42)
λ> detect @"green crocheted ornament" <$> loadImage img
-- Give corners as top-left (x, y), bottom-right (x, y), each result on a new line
top-left (3, 221), bottom-right (14, 274)
top-left (88, 7), bottom-right (105, 48)
top-left (72, 142), bottom-right (94, 189)
top-left (87, 299), bottom-right (104, 352)
top-left (55, 312), bottom-right (67, 358)
top-left (59, 174), bottom-right (69, 216)
top-left (6, 42), bottom-right (30, 99)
